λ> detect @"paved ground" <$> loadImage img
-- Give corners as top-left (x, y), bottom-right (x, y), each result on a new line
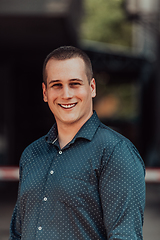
top-left (0, 182), bottom-right (160, 240)
top-left (143, 183), bottom-right (160, 240)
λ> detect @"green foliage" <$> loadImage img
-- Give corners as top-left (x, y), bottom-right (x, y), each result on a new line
top-left (80, 0), bottom-right (132, 47)
top-left (95, 79), bottom-right (139, 119)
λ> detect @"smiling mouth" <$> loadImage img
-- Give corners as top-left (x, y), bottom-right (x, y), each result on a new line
top-left (59, 103), bottom-right (77, 109)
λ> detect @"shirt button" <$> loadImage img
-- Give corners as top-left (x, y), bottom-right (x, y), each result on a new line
top-left (44, 197), bottom-right (47, 201)
top-left (59, 150), bottom-right (62, 154)
top-left (50, 170), bottom-right (54, 174)
top-left (38, 226), bottom-right (42, 231)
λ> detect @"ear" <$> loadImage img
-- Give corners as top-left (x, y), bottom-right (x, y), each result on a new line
top-left (42, 82), bottom-right (48, 102)
top-left (90, 78), bottom-right (96, 98)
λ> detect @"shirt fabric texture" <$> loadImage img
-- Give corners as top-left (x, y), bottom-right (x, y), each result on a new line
top-left (10, 111), bottom-right (145, 240)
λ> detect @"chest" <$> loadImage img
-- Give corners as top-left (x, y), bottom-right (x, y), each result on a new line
top-left (20, 143), bottom-right (103, 207)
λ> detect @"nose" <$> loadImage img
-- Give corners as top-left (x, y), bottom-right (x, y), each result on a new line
top-left (61, 85), bottom-right (73, 99)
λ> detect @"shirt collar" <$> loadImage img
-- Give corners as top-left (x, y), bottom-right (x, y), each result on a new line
top-left (45, 123), bottom-right (58, 144)
top-left (45, 111), bottom-right (100, 145)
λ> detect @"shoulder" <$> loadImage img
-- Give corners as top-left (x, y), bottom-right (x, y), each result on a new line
top-left (24, 135), bottom-right (47, 153)
top-left (20, 135), bottom-right (48, 165)
top-left (94, 121), bottom-right (131, 150)
top-left (94, 122), bottom-right (145, 173)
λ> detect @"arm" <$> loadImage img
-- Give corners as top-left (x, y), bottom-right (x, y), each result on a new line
top-left (9, 161), bottom-right (24, 239)
top-left (99, 140), bottom-right (145, 240)
top-left (9, 204), bottom-right (21, 240)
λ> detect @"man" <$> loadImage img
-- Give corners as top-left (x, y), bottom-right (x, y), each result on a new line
top-left (10, 46), bottom-right (145, 240)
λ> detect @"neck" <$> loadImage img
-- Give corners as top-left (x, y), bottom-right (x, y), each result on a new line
top-left (56, 113), bottom-right (93, 149)
top-left (56, 123), bottom-right (79, 149)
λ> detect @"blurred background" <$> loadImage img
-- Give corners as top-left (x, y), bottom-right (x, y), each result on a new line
top-left (0, 0), bottom-right (160, 239)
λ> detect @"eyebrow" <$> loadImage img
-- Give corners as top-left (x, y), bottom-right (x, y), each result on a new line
top-left (69, 79), bottom-right (83, 82)
top-left (48, 80), bottom-right (61, 85)
top-left (48, 78), bottom-right (83, 85)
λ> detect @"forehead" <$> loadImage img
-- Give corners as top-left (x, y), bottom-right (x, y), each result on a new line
top-left (46, 57), bottom-right (86, 72)
top-left (45, 57), bottom-right (89, 85)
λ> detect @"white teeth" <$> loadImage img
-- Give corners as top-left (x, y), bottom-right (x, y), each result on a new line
top-left (60, 104), bottom-right (76, 109)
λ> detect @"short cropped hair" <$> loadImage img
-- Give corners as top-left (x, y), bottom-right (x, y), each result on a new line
top-left (43, 46), bottom-right (93, 85)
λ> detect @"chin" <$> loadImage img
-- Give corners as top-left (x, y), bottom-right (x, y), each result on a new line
top-left (61, 116), bottom-right (79, 125)
top-left (63, 119), bottom-right (77, 124)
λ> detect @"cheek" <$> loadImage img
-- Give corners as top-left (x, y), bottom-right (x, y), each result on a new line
top-left (76, 88), bottom-right (90, 100)
top-left (47, 90), bottom-right (58, 101)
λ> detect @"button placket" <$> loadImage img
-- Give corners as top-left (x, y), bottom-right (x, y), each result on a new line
top-left (50, 170), bottom-right (54, 174)
top-left (36, 151), bottom-right (59, 236)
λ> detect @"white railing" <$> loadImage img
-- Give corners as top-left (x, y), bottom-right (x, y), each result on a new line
top-left (0, 167), bottom-right (160, 183)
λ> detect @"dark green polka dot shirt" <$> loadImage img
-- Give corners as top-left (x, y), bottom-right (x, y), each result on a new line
top-left (10, 111), bottom-right (145, 240)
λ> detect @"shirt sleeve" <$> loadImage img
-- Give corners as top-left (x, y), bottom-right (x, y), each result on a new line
top-left (99, 140), bottom-right (145, 240)
top-left (9, 162), bottom-right (23, 239)
top-left (9, 204), bottom-right (21, 240)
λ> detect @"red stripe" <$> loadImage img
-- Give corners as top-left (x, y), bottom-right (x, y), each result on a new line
top-left (0, 167), bottom-right (160, 182)
top-left (0, 167), bottom-right (19, 181)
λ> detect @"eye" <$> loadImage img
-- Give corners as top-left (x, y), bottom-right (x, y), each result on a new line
top-left (70, 82), bottom-right (81, 87)
top-left (51, 83), bottom-right (62, 88)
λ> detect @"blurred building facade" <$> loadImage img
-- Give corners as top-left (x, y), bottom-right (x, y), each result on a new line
top-left (125, 0), bottom-right (160, 166)
top-left (0, 0), bottom-right (160, 168)
top-left (0, 0), bottom-right (82, 166)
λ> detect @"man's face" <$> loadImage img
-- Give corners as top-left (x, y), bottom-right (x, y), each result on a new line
top-left (42, 57), bottom-right (96, 128)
